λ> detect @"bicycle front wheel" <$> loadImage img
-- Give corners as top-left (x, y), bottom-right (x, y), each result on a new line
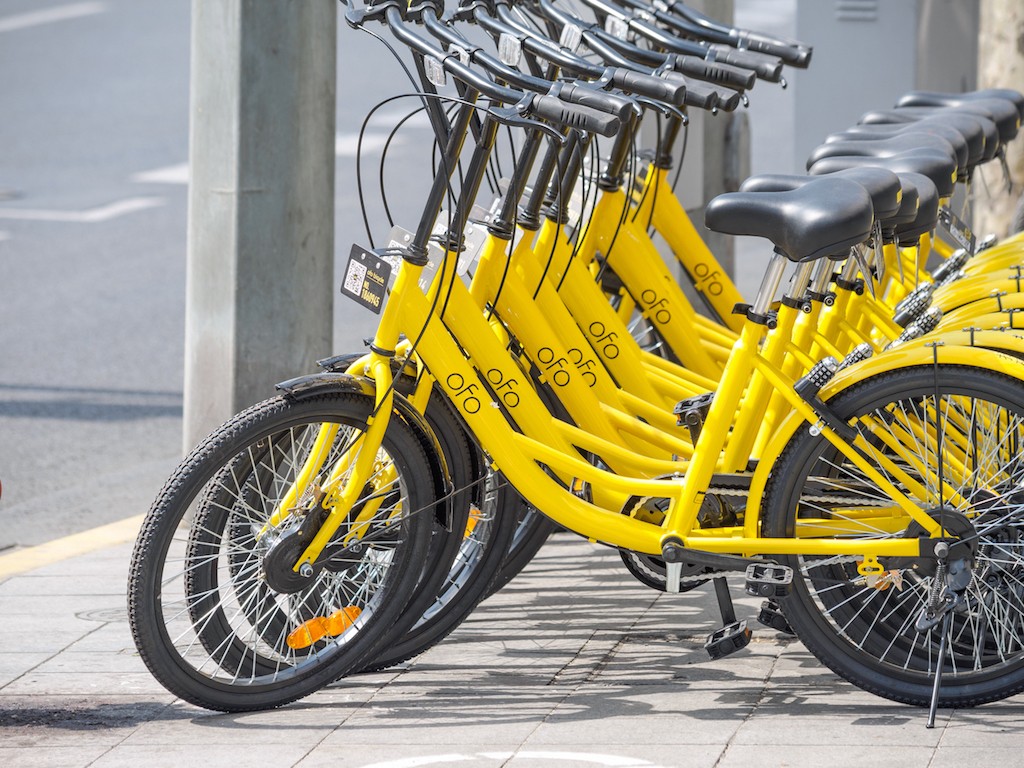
top-left (763, 365), bottom-right (1024, 707)
top-left (128, 391), bottom-right (436, 712)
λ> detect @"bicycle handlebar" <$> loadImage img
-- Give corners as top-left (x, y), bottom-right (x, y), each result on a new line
top-left (705, 45), bottom-right (783, 83)
top-left (554, 2), bottom-right (754, 92)
top-left (530, 93), bottom-right (621, 137)
top-left (675, 56), bottom-right (755, 91)
top-left (672, 76), bottom-right (724, 111)
top-left (482, 2), bottom-right (689, 107)
top-left (382, 7), bottom-right (621, 137)
top-left (660, 1), bottom-right (812, 68)
top-left (554, 82), bottom-right (637, 122)
top-left (737, 30), bottom-right (812, 68)
top-left (419, 10), bottom-right (636, 122)
top-left (608, 68), bottom-right (687, 106)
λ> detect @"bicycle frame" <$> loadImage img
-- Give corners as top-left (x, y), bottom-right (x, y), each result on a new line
top-left (272, 54), bottom-right (1024, 581)
top-left (280, 237), bottom-right (1024, 577)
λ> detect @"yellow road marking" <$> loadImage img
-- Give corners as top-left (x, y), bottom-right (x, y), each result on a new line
top-left (0, 515), bottom-right (144, 579)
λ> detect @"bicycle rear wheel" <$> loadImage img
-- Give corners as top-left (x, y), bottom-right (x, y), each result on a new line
top-left (128, 391), bottom-right (436, 712)
top-left (764, 365), bottom-right (1024, 707)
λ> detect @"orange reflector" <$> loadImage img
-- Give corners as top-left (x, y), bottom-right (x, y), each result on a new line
top-left (286, 606), bottom-right (362, 649)
top-left (463, 506), bottom-right (482, 540)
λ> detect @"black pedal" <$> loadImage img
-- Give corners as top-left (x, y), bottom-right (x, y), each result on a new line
top-left (745, 563), bottom-right (793, 598)
top-left (705, 620), bottom-right (752, 660)
top-left (673, 391), bottom-right (714, 442)
top-left (757, 600), bottom-right (795, 636)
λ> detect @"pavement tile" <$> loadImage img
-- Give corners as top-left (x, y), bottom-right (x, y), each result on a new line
top-left (0, 745), bottom-right (115, 768)
top-left (0, 695), bottom-right (175, 748)
top-left (731, 711), bottom-right (941, 746)
top-left (525, 710), bottom-right (744, 747)
top-left (88, 743), bottom-right (314, 767)
top-left (0, 652), bottom-right (53, 685)
top-left (61, 622), bottom-right (137, 653)
top-left (318, 717), bottom-right (541, 746)
top-left (0, 625), bottom-right (96, 655)
top-left (929, 746), bottom-right (1024, 767)
top-left (26, 649), bottom-right (151, 676)
top-left (2, 670), bottom-right (171, 697)
top-left (715, 744), bottom-right (935, 768)
top-left (120, 705), bottom-right (340, 746)
top-left (935, 705), bottom-right (1024, 745)
top-left (0, 593), bottom-right (124, 617)
top-left (0, 573), bottom-right (129, 596)
top-left (297, 745), bottom-right (722, 768)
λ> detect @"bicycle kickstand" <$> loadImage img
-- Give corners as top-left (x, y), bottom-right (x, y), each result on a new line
top-left (917, 542), bottom-right (971, 729)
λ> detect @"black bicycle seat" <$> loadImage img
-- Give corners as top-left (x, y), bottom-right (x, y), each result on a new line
top-left (877, 102), bottom-right (1019, 146)
top-left (890, 172), bottom-right (939, 245)
top-left (740, 166), bottom-right (902, 222)
top-left (808, 147), bottom-right (957, 198)
top-left (859, 108), bottom-right (1000, 163)
top-left (806, 133), bottom-right (959, 174)
top-left (705, 177), bottom-right (873, 263)
top-left (825, 120), bottom-right (982, 170)
top-left (824, 121), bottom-right (974, 170)
top-left (896, 88), bottom-right (1024, 123)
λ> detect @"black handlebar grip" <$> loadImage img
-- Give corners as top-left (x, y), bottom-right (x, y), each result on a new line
top-left (530, 94), bottom-right (621, 137)
top-left (676, 55), bottom-right (755, 90)
top-left (557, 83), bottom-right (635, 123)
top-left (741, 32), bottom-right (813, 68)
top-left (708, 44), bottom-right (784, 83)
top-left (609, 68), bottom-right (687, 106)
top-left (713, 87), bottom-right (742, 113)
top-left (679, 79), bottom-right (719, 111)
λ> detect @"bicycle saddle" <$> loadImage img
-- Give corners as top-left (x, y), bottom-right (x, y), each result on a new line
top-left (739, 166), bottom-right (902, 222)
top-left (859, 108), bottom-right (1000, 163)
top-left (890, 172), bottom-right (939, 246)
top-left (705, 177), bottom-right (873, 263)
top-left (870, 102), bottom-right (1018, 146)
top-left (806, 132), bottom-right (960, 175)
top-left (808, 147), bottom-right (957, 198)
top-left (908, 100), bottom-right (1020, 145)
top-left (896, 88), bottom-right (1024, 122)
top-left (823, 122), bottom-right (966, 171)
top-left (824, 122), bottom-right (974, 170)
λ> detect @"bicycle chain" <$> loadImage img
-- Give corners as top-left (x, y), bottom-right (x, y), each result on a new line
top-left (706, 485), bottom-right (889, 507)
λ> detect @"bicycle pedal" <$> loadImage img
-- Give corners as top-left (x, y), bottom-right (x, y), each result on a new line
top-left (744, 563), bottom-right (793, 598)
top-left (756, 600), bottom-right (795, 636)
top-left (704, 620), bottom-right (752, 660)
top-left (674, 391), bottom-right (714, 442)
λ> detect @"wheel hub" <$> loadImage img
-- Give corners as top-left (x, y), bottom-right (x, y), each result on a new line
top-left (261, 526), bottom-right (320, 594)
top-left (888, 507), bottom-right (976, 578)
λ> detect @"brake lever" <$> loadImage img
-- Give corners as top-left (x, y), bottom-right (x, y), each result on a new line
top-left (491, 97), bottom-right (569, 145)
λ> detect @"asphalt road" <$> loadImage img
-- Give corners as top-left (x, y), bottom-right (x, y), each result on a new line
top-left (0, 0), bottom-right (791, 549)
top-left (0, 0), bottom-right (439, 548)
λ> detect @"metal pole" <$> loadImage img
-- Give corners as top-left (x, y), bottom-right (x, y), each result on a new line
top-left (183, 0), bottom-right (337, 451)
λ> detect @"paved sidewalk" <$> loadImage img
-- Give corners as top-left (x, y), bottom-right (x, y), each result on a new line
top-left (1, 530), bottom-right (1022, 768)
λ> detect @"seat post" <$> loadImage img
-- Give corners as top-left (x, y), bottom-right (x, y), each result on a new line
top-left (751, 252), bottom-right (790, 317)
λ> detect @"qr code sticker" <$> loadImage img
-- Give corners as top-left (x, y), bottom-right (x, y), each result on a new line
top-left (343, 259), bottom-right (366, 296)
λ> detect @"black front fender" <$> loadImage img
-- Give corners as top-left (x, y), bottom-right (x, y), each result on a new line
top-left (275, 371), bottom-right (453, 528)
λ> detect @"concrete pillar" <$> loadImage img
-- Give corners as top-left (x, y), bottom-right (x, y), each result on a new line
top-left (975, 0), bottom-right (1024, 239)
top-left (183, 0), bottom-right (337, 451)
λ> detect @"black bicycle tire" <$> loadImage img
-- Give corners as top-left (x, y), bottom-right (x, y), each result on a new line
top-left (363, 471), bottom-right (521, 671)
top-left (763, 365), bottom-right (1024, 708)
top-left (128, 391), bottom-right (436, 712)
